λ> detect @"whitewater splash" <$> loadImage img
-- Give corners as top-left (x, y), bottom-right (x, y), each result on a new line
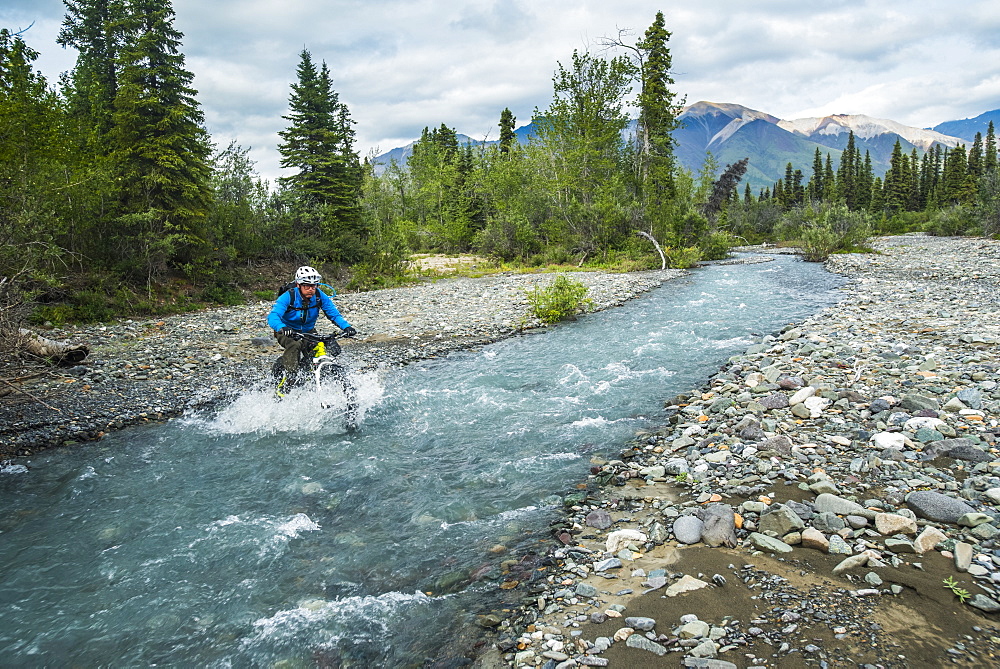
top-left (193, 370), bottom-right (384, 435)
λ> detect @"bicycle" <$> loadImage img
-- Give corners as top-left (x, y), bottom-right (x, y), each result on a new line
top-left (271, 331), bottom-right (359, 427)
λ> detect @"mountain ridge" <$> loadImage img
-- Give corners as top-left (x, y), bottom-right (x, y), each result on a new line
top-left (374, 101), bottom-right (993, 191)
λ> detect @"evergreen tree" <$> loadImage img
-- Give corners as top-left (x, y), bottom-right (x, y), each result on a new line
top-left (836, 131), bottom-right (860, 209)
top-left (857, 151), bottom-right (874, 210)
top-left (940, 144), bottom-right (975, 205)
top-left (498, 107), bottom-right (516, 157)
top-left (108, 0), bottom-right (212, 279)
top-left (636, 11), bottom-right (683, 217)
top-left (278, 49), bottom-right (362, 235)
top-left (918, 151), bottom-right (934, 210)
top-left (869, 176), bottom-right (885, 212)
top-left (58, 0), bottom-right (126, 148)
top-left (808, 148), bottom-right (823, 201)
top-left (883, 139), bottom-right (911, 213)
top-left (781, 162), bottom-right (803, 207)
top-left (985, 122), bottom-right (997, 173)
top-left (703, 157), bottom-right (748, 221)
top-left (924, 144), bottom-right (945, 209)
top-left (968, 132), bottom-right (984, 178)
top-left (772, 178), bottom-right (784, 208)
top-left (907, 148), bottom-right (921, 211)
top-left (823, 154), bottom-right (836, 201)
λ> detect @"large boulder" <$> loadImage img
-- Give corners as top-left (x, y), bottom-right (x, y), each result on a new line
top-left (758, 503), bottom-right (806, 537)
top-left (672, 516), bottom-right (704, 545)
top-left (905, 490), bottom-right (976, 524)
top-left (698, 503), bottom-right (738, 548)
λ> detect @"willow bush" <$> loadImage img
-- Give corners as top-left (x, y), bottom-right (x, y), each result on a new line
top-left (526, 275), bottom-right (593, 324)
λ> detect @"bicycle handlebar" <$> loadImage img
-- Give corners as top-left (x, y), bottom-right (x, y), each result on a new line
top-left (298, 331), bottom-right (343, 344)
top-left (285, 330), bottom-right (353, 344)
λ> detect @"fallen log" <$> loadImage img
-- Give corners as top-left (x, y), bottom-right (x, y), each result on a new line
top-left (17, 328), bottom-right (89, 366)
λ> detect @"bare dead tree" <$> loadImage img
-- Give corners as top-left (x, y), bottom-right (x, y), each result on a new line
top-left (635, 230), bottom-right (666, 270)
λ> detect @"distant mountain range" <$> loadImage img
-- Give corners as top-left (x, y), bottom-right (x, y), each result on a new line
top-left (374, 102), bottom-right (1000, 192)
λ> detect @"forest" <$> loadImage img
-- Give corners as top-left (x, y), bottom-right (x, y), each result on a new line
top-left (2, 1), bottom-right (999, 333)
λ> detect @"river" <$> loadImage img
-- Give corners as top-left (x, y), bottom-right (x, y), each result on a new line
top-left (0, 255), bottom-right (844, 667)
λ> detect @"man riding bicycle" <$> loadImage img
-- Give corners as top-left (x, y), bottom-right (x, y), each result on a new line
top-left (267, 266), bottom-right (357, 386)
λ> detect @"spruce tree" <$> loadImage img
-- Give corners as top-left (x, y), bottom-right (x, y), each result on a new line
top-left (823, 154), bottom-right (836, 201)
top-left (869, 177), bottom-right (885, 212)
top-left (883, 139), bottom-right (910, 213)
top-left (808, 148), bottom-right (823, 201)
top-left (499, 107), bottom-right (516, 157)
top-left (703, 157), bottom-right (748, 221)
top-left (858, 151), bottom-right (874, 210)
top-left (772, 178), bottom-right (784, 208)
top-left (919, 151), bottom-right (934, 210)
top-left (58, 0), bottom-right (125, 148)
top-left (278, 49), bottom-right (362, 234)
top-left (941, 145), bottom-right (974, 205)
top-left (109, 0), bottom-right (212, 274)
top-left (968, 132), bottom-right (984, 178)
top-left (907, 148), bottom-right (921, 211)
top-left (836, 131), bottom-right (859, 209)
top-left (636, 11), bottom-right (683, 213)
top-left (985, 122), bottom-right (997, 173)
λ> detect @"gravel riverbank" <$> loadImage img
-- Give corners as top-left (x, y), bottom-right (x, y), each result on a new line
top-left (0, 269), bottom-right (683, 458)
top-left (475, 235), bottom-right (1000, 669)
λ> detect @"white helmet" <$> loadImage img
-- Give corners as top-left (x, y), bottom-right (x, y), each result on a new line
top-left (294, 266), bottom-right (322, 284)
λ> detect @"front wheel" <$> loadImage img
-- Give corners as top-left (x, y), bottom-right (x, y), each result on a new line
top-left (315, 363), bottom-right (359, 426)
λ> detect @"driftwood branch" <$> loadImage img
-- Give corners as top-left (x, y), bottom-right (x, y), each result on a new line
top-left (0, 376), bottom-right (61, 412)
top-left (17, 329), bottom-right (90, 366)
top-left (635, 230), bottom-right (666, 270)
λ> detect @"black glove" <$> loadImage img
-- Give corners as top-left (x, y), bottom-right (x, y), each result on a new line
top-left (279, 327), bottom-right (301, 340)
top-left (342, 326), bottom-right (357, 338)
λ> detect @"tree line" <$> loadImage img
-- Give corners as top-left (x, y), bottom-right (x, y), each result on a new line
top-left (714, 126), bottom-right (1000, 261)
top-left (2, 3), bottom-right (998, 330)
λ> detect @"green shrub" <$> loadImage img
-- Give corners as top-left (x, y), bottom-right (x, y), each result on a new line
top-left (877, 211), bottom-right (928, 235)
top-left (664, 246), bottom-right (702, 269)
top-left (198, 285), bottom-right (245, 306)
top-left (924, 205), bottom-right (977, 236)
top-left (30, 289), bottom-right (116, 325)
top-left (800, 225), bottom-right (840, 262)
top-left (525, 274), bottom-right (593, 324)
top-left (698, 232), bottom-right (734, 261)
top-left (797, 203), bottom-right (872, 261)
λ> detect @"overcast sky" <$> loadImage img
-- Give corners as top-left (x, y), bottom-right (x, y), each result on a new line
top-left (5, 0), bottom-right (1000, 184)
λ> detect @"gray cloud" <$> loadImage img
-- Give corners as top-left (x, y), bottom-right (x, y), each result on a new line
top-left (3, 0), bottom-right (1000, 183)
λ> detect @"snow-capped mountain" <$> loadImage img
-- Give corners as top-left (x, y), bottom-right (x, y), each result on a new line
top-left (777, 114), bottom-right (963, 151)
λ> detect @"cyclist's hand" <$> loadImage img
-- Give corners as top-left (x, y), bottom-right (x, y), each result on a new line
top-left (279, 327), bottom-right (301, 340)
top-left (342, 326), bottom-right (357, 338)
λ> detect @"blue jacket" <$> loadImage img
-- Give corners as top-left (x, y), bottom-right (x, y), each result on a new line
top-left (268, 287), bottom-right (351, 333)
